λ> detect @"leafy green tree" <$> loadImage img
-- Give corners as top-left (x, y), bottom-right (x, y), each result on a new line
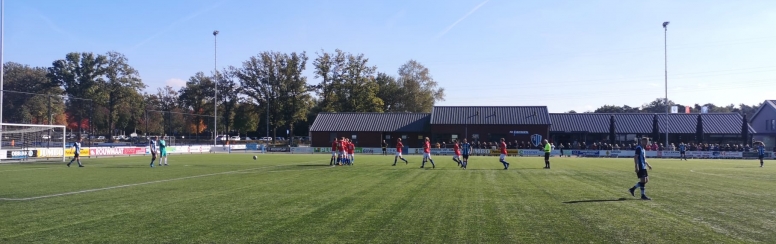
top-left (2, 62), bottom-right (64, 124)
top-left (312, 49), bottom-right (384, 113)
top-left (375, 72), bottom-right (401, 112)
top-left (178, 72), bottom-right (213, 140)
top-left (233, 101), bottom-right (259, 136)
top-left (48, 52), bottom-right (108, 135)
top-left (394, 60), bottom-right (445, 113)
top-left (216, 68), bottom-right (240, 137)
top-left (102, 52), bottom-right (145, 136)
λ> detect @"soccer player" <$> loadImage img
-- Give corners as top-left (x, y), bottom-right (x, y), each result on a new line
top-left (678, 142), bottom-right (687, 161)
top-left (421, 137), bottom-right (436, 169)
top-left (67, 137), bottom-right (84, 167)
top-left (461, 138), bottom-right (471, 169)
top-left (382, 140), bottom-right (388, 156)
top-left (499, 138), bottom-right (510, 170)
top-left (452, 139), bottom-right (462, 166)
top-left (757, 142), bottom-right (765, 167)
top-left (392, 138), bottom-right (409, 166)
top-left (629, 137), bottom-right (654, 200)
top-left (339, 137), bottom-right (348, 166)
top-left (543, 139), bottom-right (551, 169)
top-left (149, 136), bottom-right (158, 168)
top-left (330, 138), bottom-right (339, 166)
top-left (159, 136), bottom-right (168, 166)
top-left (347, 139), bottom-right (355, 165)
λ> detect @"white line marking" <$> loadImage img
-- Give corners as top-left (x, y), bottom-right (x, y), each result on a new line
top-left (0, 163), bottom-right (329, 201)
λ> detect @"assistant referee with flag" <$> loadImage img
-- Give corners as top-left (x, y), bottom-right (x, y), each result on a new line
top-left (543, 139), bottom-right (551, 169)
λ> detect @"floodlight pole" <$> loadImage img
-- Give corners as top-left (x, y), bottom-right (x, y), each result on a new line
top-left (663, 21), bottom-right (670, 148)
top-left (213, 30), bottom-right (218, 147)
top-left (1, 0), bottom-right (5, 160)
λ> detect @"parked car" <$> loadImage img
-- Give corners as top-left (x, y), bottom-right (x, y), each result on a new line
top-left (243, 136), bottom-right (253, 141)
top-left (97, 136), bottom-right (106, 140)
top-left (259, 137), bottom-right (272, 141)
top-left (275, 137), bottom-right (285, 141)
top-left (217, 135), bottom-right (227, 141)
top-left (41, 135), bottom-right (51, 140)
top-left (229, 136), bottom-right (241, 141)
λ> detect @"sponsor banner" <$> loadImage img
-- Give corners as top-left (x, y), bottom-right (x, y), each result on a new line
top-left (359, 148), bottom-right (382, 154)
top-left (489, 149), bottom-right (520, 156)
top-left (7, 150), bottom-right (34, 159)
top-left (0, 150), bottom-right (5, 159)
top-left (90, 147), bottom-right (125, 156)
top-left (35, 148), bottom-right (64, 158)
top-left (742, 152), bottom-right (760, 158)
top-left (573, 150), bottom-right (600, 157)
top-left (209, 146), bottom-right (230, 152)
top-left (657, 151), bottom-right (681, 158)
top-left (247, 143), bottom-right (259, 150)
top-left (268, 147), bottom-right (291, 152)
top-left (189, 146), bottom-right (212, 153)
top-left (720, 151), bottom-right (742, 158)
top-left (645, 151), bottom-right (658, 157)
top-left (166, 146), bottom-right (189, 154)
top-left (517, 149), bottom-right (543, 157)
top-left (603, 150), bottom-right (635, 157)
top-left (123, 147), bottom-right (146, 155)
top-left (431, 148), bottom-right (455, 155)
top-left (686, 151), bottom-right (721, 158)
top-left (314, 147), bottom-right (331, 153)
top-left (65, 148), bottom-right (90, 157)
top-left (230, 144), bottom-right (247, 150)
top-left (290, 147), bottom-right (313, 154)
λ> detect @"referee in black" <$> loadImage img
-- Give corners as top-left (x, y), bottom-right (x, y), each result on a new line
top-left (382, 140), bottom-right (388, 155)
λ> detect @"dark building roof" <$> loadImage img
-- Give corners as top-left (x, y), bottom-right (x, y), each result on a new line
top-left (549, 113), bottom-right (755, 134)
top-left (750, 100), bottom-right (776, 123)
top-left (430, 106), bottom-right (551, 125)
top-left (310, 113), bottom-right (430, 132)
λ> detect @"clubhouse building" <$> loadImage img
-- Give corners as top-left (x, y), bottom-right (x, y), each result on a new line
top-left (310, 106), bottom-right (757, 148)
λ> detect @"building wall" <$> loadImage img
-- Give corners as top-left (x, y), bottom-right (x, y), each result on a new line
top-left (430, 124), bottom-right (549, 144)
top-left (751, 105), bottom-right (776, 134)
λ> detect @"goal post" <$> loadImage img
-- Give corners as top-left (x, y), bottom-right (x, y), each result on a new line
top-left (0, 123), bottom-right (67, 163)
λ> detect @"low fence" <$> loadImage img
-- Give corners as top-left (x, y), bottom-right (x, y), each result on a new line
top-left (2, 144), bottom-right (773, 160)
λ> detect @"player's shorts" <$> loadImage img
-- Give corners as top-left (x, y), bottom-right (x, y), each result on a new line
top-left (453, 154), bottom-right (460, 160)
top-left (161, 150), bottom-right (167, 157)
top-left (340, 151), bottom-right (347, 157)
top-left (637, 169), bottom-right (648, 178)
top-left (74, 152), bottom-right (80, 158)
top-left (423, 153), bottom-right (431, 159)
top-left (462, 154), bottom-right (469, 160)
top-left (544, 152), bottom-right (550, 161)
top-left (395, 152), bottom-right (402, 157)
top-left (499, 154), bottom-right (506, 161)
top-left (331, 151), bottom-right (337, 157)
top-left (759, 155), bottom-right (765, 160)
top-left (680, 151), bottom-right (686, 155)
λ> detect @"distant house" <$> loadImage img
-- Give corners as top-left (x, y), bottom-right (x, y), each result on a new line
top-left (750, 100), bottom-right (776, 148)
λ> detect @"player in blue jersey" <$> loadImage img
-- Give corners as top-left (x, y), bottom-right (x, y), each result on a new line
top-left (629, 137), bottom-right (654, 200)
top-left (67, 137), bottom-right (85, 167)
top-left (757, 142), bottom-right (765, 167)
top-left (460, 138), bottom-right (472, 169)
top-left (678, 142), bottom-right (687, 161)
top-left (149, 136), bottom-right (158, 168)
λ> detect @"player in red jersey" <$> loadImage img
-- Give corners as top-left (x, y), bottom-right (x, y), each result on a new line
top-left (339, 137), bottom-right (348, 165)
top-left (330, 138), bottom-right (339, 166)
top-left (499, 138), bottom-right (510, 170)
top-left (452, 139), bottom-right (462, 166)
top-left (392, 138), bottom-right (409, 166)
top-left (421, 137), bottom-right (436, 169)
top-left (347, 139), bottom-right (356, 165)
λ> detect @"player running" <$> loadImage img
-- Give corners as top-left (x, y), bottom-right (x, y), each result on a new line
top-left (757, 142), bottom-right (765, 167)
top-left (421, 137), bottom-right (435, 169)
top-left (330, 138), bottom-right (339, 166)
top-left (629, 137), bottom-right (654, 200)
top-left (461, 138), bottom-right (471, 169)
top-left (452, 139), bottom-right (462, 166)
top-left (67, 137), bottom-right (85, 167)
top-left (499, 138), bottom-right (510, 170)
top-left (392, 138), bottom-right (409, 166)
top-left (149, 136), bottom-right (159, 168)
top-left (159, 136), bottom-right (168, 166)
top-left (678, 142), bottom-right (687, 161)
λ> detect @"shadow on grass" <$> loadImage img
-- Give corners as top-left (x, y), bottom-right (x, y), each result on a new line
top-left (563, 198), bottom-right (632, 204)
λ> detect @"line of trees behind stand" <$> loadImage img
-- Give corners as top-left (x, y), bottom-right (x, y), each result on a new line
top-left (566, 98), bottom-right (762, 116)
top-left (2, 49), bottom-right (445, 142)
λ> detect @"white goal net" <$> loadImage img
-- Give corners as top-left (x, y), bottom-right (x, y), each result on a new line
top-left (0, 123), bottom-right (67, 162)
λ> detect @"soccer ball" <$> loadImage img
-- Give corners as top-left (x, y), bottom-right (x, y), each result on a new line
top-left (253, 155), bottom-right (257, 160)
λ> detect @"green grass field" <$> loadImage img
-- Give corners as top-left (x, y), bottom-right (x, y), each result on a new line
top-left (0, 153), bottom-right (774, 243)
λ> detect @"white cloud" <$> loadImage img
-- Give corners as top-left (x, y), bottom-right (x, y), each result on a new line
top-left (165, 78), bottom-right (186, 89)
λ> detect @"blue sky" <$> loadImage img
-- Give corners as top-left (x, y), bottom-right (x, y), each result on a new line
top-left (4, 0), bottom-right (776, 112)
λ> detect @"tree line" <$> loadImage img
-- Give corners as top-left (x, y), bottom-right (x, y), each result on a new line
top-left (567, 98), bottom-right (762, 117)
top-left (2, 49), bottom-right (446, 139)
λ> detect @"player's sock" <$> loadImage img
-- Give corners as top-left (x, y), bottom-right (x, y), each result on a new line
top-left (393, 157), bottom-right (398, 165)
top-left (165, 158), bottom-right (168, 165)
top-left (429, 159), bottom-right (435, 167)
top-left (640, 183), bottom-right (646, 196)
top-left (402, 158), bottom-right (408, 163)
top-left (77, 160), bottom-right (83, 166)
